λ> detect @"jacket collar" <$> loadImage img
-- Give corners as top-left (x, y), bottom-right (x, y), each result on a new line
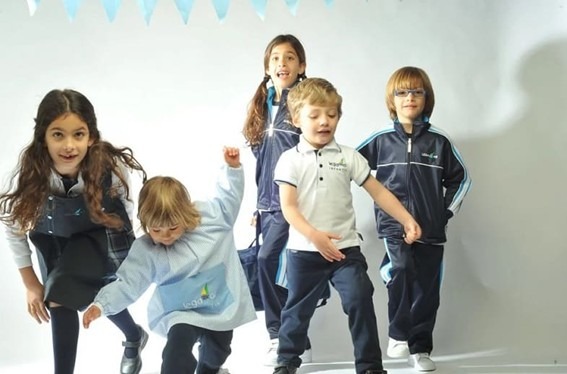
top-left (393, 116), bottom-right (431, 137)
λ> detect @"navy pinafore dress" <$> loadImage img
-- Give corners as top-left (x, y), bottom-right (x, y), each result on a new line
top-left (28, 174), bottom-right (134, 311)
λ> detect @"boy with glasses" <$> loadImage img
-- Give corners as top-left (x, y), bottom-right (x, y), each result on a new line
top-left (357, 66), bottom-right (472, 372)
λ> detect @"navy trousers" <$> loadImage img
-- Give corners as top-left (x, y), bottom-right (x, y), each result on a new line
top-left (381, 238), bottom-right (444, 354)
top-left (161, 323), bottom-right (232, 374)
top-left (277, 247), bottom-right (384, 374)
top-left (257, 211), bottom-right (290, 340)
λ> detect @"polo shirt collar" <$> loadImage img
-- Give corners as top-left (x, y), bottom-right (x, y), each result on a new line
top-left (296, 135), bottom-right (340, 154)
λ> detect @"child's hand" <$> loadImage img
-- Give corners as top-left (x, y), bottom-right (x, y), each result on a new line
top-left (310, 230), bottom-right (345, 262)
top-left (82, 305), bottom-right (102, 328)
top-left (26, 281), bottom-right (50, 324)
top-left (403, 219), bottom-right (422, 244)
top-left (223, 146), bottom-right (241, 168)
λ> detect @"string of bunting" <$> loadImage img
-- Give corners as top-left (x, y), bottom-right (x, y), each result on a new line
top-left (26, 0), bottom-right (338, 24)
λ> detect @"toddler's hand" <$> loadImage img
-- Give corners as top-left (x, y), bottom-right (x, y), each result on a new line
top-left (82, 305), bottom-right (102, 329)
top-left (223, 146), bottom-right (241, 168)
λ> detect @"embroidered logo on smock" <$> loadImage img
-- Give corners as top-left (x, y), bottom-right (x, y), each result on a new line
top-left (158, 264), bottom-right (234, 315)
top-left (200, 284), bottom-right (210, 299)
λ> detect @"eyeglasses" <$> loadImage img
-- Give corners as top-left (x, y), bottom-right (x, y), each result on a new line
top-left (394, 89), bottom-right (426, 97)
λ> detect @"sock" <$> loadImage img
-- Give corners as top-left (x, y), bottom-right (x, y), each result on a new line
top-left (107, 309), bottom-right (141, 359)
top-left (50, 306), bottom-right (79, 374)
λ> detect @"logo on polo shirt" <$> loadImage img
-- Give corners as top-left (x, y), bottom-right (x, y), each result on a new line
top-left (328, 158), bottom-right (347, 172)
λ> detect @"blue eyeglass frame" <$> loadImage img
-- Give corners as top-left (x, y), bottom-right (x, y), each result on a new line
top-left (394, 89), bottom-right (427, 97)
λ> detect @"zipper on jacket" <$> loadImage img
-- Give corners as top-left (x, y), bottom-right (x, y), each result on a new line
top-left (405, 137), bottom-right (413, 212)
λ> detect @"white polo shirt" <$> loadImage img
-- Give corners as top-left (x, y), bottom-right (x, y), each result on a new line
top-left (274, 136), bottom-right (371, 252)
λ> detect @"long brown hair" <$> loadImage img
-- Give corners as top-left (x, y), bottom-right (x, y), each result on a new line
top-left (242, 34), bottom-right (307, 146)
top-left (0, 89), bottom-right (147, 232)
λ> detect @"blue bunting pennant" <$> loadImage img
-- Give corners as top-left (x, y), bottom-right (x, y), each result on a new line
top-left (62, 0), bottom-right (82, 21)
top-left (284, 0), bottom-right (299, 15)
top-left (27, 0), bottom-right (347, 24)
top-left (101, 0), bottom-right (121, 22)
top-left (212, 0), bottom-right (230, 22)
top-left (136, 0), bottom-right (158, 25)
top-left (250, 0), bottom-right (267, 20)
top-left (174, 0), bottom-right (195, 24)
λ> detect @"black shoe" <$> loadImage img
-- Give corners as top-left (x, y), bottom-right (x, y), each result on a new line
top-left (120, 325), bottom-right (149, 374)
top-left (273, 365), bottom-right (298, 374)
top-left (364, 370), bottom-right (387, 374)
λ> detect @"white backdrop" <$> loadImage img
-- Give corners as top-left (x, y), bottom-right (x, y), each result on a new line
top-left (1, 1), bottom-right (566, 373)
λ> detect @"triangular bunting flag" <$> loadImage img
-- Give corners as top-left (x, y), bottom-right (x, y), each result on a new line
top-left (174, 0), bottom-right (195, 24)
top-left (250, 0), bottom-right (267, 20)
top-left (212, 0), bottom-right (230, 22)
top-left (284, 0), bottom-right (299, 16)
top-left (101, 0), bottom-right (121, 22)
top-left (136, 0), bottom-right (158, 25)
top-left (62, 0), bottom-right (82, 21)
top-left (26, 0), bottom-right (41, 16)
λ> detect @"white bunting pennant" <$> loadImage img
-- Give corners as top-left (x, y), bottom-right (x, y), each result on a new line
top-left (26, 0), bottom-right (41, 16)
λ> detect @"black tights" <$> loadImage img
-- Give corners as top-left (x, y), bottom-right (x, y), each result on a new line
top-left (50, 306), bottom-right (79, 374)
top-left (50, 306), bottom-right (140, 373)
top-left (107, 309), bottom-right (141, 358)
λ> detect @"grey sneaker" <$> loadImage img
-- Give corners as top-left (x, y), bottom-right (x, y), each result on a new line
top-left (120, 325), bottom-right (149, 374)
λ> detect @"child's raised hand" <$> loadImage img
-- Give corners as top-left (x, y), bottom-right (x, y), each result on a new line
top-left (403, 219), bottom-right (422, 244)
top-left (82, 304), bottom-right (102, 329)
top-left (223, 146), bottom-right (241, 168)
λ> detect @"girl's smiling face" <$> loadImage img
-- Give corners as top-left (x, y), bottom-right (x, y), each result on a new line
top-left (45, 113), bottom-right (93, 178)
top-left (265, 42), bottom-right (306, 97)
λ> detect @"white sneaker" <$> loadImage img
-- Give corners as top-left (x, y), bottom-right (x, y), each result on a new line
top-left (264, 339), bottom-right (279, 366)
top-left (217, 369), bottom-right (230, 374)
top-left (264, 339), bottom-right (313, 366)
top-left (408, 352), bottom-right (436, 372)
top-left (387, 338), bottom-right (409, 358)
top-left (300, 348), bottom-right (312, 364)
